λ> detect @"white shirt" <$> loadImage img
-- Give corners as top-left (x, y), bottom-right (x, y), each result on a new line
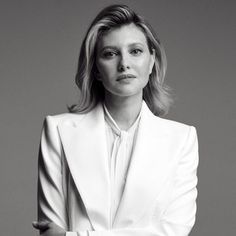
top-left (103, 104), bottom-right (141, 226)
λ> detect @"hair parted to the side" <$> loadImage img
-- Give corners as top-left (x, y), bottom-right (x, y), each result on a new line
top-left (68, 4), bottom-right (173, 116)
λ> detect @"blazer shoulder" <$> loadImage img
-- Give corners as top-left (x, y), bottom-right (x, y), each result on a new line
top-left (43, 112), bottom-right (87, 128)
top-left (150, 117), bottom-right (198, 161)
top-left (157, 116), bottom-right (196, 129)
top-left (153, 116), bottom-right (198, 140)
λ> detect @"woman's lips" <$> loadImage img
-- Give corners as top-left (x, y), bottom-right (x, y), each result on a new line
top-left (116, 74), bottom-right (136, 81)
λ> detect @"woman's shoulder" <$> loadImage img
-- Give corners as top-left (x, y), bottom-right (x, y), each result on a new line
top-left (143, 101), bottom-right (197, 136)
top-left (156, 116), bottom-right (195, 128)
top-left (43, 112), bottom-right (87, 127)
top-left (148, 116), bottom-right (198, 152)
top-left (152, 115), bottom-right (197, 138)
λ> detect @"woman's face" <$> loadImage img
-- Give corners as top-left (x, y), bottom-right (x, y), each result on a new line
top-left (96, 23), bottom-right (155, 99)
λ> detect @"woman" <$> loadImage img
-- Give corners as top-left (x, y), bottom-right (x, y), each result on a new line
top-left (33, 4), bottom-right (199, 236)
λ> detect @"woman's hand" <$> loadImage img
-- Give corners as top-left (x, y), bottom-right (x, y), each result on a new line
top-left (32, 221), bottom-right (66, 236)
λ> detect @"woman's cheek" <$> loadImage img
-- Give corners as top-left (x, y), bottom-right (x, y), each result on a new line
top-left (100, 62), bottom-right (117, 78)
top-left (136, 57), bottom-right (150, 74)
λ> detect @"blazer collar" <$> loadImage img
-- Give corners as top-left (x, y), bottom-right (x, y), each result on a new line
top-left (58, 102), bottom-right (173, 229)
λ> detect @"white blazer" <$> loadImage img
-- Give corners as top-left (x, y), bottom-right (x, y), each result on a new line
top-left (37, 102), bottom-right (199, 236)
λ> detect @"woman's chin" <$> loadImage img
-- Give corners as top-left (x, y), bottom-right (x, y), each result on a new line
top-left (106, 89), bottom-right (142, 99)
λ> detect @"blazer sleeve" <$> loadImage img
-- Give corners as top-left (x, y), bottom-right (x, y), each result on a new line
top-left (84, 126), bottom-right (199, 236)
top-left (37, 116), bottom-right (79, 236)
top-left (156, 126), bottom-right (199, 232)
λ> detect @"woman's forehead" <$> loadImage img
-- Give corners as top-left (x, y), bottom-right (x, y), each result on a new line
top-left (98, 23), bottom-right (148, 48)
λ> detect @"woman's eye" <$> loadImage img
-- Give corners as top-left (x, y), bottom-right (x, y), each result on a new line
top-left (102, 51), bottom-right (117, 58)
top-left (130, 49), bottom-right (143, 55)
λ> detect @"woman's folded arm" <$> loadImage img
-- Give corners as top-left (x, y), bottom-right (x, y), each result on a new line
top-left (35, 117), bottom-right (198, 236)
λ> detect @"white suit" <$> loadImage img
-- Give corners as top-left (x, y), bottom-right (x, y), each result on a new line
top-left (37, 102), bottom-right (199, 236)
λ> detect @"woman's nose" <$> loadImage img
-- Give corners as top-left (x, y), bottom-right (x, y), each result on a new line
top-left (118, 53), bottom-right (130, 72)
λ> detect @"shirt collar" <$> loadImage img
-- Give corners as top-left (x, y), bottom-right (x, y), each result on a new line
top-left (103, 102), bottom-right (142, 136)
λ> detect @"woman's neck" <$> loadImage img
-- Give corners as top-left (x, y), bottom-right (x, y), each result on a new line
top-left (104, 93), bottom-right (143, 130)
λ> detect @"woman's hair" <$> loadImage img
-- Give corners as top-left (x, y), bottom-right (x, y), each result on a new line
top-left (69, 4), bottom-right (173, 116)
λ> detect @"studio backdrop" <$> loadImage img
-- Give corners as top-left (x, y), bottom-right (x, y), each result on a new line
top-left (0, 1), bottom-right (235, 236)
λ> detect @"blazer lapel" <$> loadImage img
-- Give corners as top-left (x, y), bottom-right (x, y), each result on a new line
top-left (113, 103), bottom-right (175, 228)
top-left (58, 104), bottom-right (110, 230)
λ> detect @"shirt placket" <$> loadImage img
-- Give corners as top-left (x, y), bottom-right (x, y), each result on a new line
top-left (109, 133), bottom-right (119, 226)
top-left (113, 131), bottom-right (129, 223)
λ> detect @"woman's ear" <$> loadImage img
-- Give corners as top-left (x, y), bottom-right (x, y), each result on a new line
top-left (149, 49), bottom-right (155, 74)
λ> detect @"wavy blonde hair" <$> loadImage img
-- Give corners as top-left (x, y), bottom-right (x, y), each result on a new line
top-left (69, 4), bottom-right (173, 116)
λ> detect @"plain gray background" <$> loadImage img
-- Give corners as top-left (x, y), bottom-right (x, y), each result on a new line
top-left (1, 0), bottom-right (235, 235)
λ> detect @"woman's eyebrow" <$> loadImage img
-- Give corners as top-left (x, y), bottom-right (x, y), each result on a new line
top-left (128, 42), bottom-right (145, 47)
top-left (100, 43), bottom-right (144, 51)
top-left (100, 46), bottom-right (119, 51)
